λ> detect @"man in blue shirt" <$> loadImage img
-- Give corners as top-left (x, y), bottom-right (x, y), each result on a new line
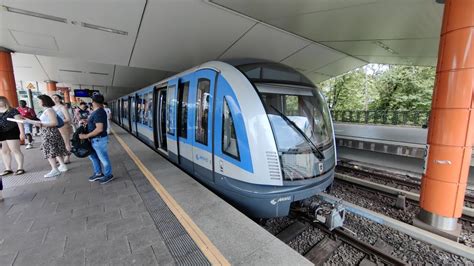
top-left (79, 93), bottom-right (114, 184)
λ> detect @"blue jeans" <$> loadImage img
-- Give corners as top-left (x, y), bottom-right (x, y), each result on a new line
top-left (88, 136), bottom-right (112, 177)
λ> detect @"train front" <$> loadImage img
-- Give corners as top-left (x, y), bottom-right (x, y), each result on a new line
top-left (232, 61), bottom-right (336, 217)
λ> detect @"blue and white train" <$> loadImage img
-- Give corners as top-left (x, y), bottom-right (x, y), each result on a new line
top-left (110, 59), bottom-right (336, 218)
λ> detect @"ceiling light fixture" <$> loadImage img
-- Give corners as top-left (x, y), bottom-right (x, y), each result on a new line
top-left (374, 41), bottom-right (398, 55)
top-left (81, 22), bottom-right (128, 36)
top-left (3, 6), bottom-right (67, 23)
top-left (89, 72), bottom-right (109, 76)
top-left (59, 69), bottom-right (82, 73)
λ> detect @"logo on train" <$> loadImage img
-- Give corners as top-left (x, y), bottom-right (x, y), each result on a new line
top-left (195, 154), bottom-right (209, 163)
top-left (270, 196), bottom-right (292, 205)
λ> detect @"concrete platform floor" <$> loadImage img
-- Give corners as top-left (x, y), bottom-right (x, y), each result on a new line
top-left (0, 134), bottom-right (175, 265)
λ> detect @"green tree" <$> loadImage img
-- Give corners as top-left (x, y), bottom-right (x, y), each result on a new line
top-left (319, 64), bottom-right (435, 112)
top-left (319, 67), bottom-right (376, 111)
top-left (370, 65), bottom-right (435, 111)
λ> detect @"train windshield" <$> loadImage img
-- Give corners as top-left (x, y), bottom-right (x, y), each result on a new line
top-left (258, 84), bottom-right (333, 180)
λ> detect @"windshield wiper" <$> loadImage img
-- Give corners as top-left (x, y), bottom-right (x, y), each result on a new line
top-left (270, 105), bottom-right (325, 160)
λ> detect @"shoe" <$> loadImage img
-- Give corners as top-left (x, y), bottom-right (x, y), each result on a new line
top-left (88, 173), bottom-right (104, 182)
top-left (99, 175), bottom-right (115, 185)
top-left (0, 191), bottom-right (3, 202)
top-left (58, 164), bottom-right (68, 172)
top-left (26, 144), bottom-right (33, 149)
top-left (44, 169), bottom-right (61, 178)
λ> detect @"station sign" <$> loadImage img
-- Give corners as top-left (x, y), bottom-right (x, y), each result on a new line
top-left (74, 89), bottom-right (100, 98)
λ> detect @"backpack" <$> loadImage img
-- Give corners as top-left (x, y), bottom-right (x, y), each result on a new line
top-left (71, 125), bottom-right (93, 158)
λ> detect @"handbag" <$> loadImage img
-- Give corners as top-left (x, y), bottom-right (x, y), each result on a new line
top-left (71, 125), bottom-right (92, 158)
top-left (56, 114), bottom-right (64, 128)
top-left (0, 109), bottom-right (19, 133)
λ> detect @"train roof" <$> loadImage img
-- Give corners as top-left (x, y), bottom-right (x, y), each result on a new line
top-left (223, 58), bottom-right (314, 87)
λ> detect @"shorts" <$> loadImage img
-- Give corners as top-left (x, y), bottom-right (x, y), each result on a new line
top-left (0, 126), bottom-right (20, 141)
top-left (24, 123), bottom-right (33, 134)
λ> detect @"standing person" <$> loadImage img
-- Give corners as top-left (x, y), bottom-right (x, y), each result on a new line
top-left (52, 94), bottom-right (73, 164)
top-left (28, 95), bottom-right (69, 178)
top-left (17, 100), bottom-right (36, 149)
top-left (103, 103), bottom-right (112, 135)
top-left (66, 103), bottom-right (76, 132)
top-left (79, 93), bottom-right (114, 184)
top-left (75, 102), bottom-right (90, 127)
top-left (0, 96), bottom-right (26, 180)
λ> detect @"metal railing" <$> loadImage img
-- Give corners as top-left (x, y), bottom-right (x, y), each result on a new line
top-left (331, 110), bottom-right (430, 127)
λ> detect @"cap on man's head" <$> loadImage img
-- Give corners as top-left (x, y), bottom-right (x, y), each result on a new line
top-left (91, 93), bottom-right (105, 104)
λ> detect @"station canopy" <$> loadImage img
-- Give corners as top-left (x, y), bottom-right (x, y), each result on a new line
top-left (0, 0), bottom-right (443, 99)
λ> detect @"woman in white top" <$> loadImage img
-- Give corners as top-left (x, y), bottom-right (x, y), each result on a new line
top-left (52, 94), bottom-right (73, 164)
top-left (28, 95), bottom-right (69, 178)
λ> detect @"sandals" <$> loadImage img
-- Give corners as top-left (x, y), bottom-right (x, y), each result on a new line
top-left (15, 169), bottom-right (25, 175)
top-left (0, 170), bottom-right (13, 176)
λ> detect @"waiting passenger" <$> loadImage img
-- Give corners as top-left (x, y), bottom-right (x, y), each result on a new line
top-left (0, 96), bottom-right (26, 182)
top-left (75, 102), bottom-right (90, 127)
top-left (17, 100), bottom-right (37, 149)
top-left (28, 95), bottom-right (69, 178)
top-left (52, 94), bottom-right (73, 164)
top-left (79, 93), bottom-right (114, 184)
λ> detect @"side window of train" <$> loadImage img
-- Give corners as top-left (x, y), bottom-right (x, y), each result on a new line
top-left (195, 78), bottom-right (210, 145)
top-left (178, 82), bottom-right (190, 138)
top-left (222, 98), bottom-right (240, 160)
top-left (145, 92), bottom-right (153, 127)
top-left (166, 85), bottom-right (176, 135)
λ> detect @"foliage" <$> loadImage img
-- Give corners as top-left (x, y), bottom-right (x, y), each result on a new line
top-left (318, 64), bottom-right (435, 111)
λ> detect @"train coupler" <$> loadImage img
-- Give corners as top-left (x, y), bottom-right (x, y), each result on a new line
top-left (314, 201), bottom-right (346, 231)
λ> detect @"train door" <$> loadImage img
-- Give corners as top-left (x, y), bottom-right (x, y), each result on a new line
top-left (130, 95), bottom-right (137, 135)
top-left (166, 79), bottom-right (179, 164)
top-left (153, 87), bottom-right (167, 151)
top-left (122, 98), bottom-right (130, 130)
top-left (176, 75), bottom-right (195, 173)
top-left (191, 70), bottom-right (217, 182)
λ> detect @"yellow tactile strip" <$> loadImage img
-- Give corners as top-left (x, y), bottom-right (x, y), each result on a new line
top-left (112, 128), bottom-right (230, 266)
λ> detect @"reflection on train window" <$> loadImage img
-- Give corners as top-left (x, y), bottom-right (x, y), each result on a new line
top-left (138, 92), bottom-right (153, 128)
top-left (178, 82), bottom-right (189, 138)
top-left (131, 97), bottom-right (136, 122)
top-left (166, 85), bottom-right (176, 135)
top-left (195, 79), bottom-right (210, 145)
top-left (145, 92), bottom-right (153, 127)
top-left (137, 95), bottom-right (143, 123)
top-left (222, 98), bottom-right (240, 160)
top-left (123, 100), bottom-right (129, 119)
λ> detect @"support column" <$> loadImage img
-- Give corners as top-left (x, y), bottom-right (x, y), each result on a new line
top-left (416, 0), bottom-right (474, 236)
top-left (63, 89), bottom-right (71, 103)
top-left (0, 48), bottom-right (19, 107)
top-left (46, 80), bottom-right (57, 95)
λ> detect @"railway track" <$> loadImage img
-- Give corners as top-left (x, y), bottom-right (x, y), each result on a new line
top-left (336, 164), bottom-right (474, 207)
top-left (274, 211), bottom-right (407, 265)
top-left (334, 174), bottom-right (474, 225)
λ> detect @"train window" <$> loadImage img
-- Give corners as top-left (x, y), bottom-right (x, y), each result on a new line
top-left (166, 85), bottom-right (176, 135)
top-left (178, 82), bottom-right (189, 138)
top-left (222, 98), bottom-right (240, 160)
top-left (145, 92), bottom-right (153, 127)
top-left (136, 95), bottom-right (142, 124)
top-left (131, 97), bottom-right (136, 122)
top-left (195, 78), bottom-right (210, 145)
top-left (123, 100), bottom-right (129, 119)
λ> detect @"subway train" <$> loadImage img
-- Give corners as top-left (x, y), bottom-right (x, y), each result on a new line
top-left (110, 59), bottom-right (336, 218)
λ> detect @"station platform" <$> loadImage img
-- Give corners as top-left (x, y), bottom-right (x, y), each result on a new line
top-left (0, 124), bottom-right (310, 265)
